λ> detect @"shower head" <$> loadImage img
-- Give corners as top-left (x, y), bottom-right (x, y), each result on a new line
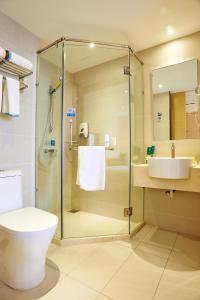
top-left (49, 83), bottom-right (61, 95)
top-left (49, 77), bottom-right (62, 95)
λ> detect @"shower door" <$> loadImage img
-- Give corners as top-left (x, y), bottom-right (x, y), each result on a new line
top-left (63, 42), bottom-right (131, 238)
top-left (36, 43), bottom-right (63, 239)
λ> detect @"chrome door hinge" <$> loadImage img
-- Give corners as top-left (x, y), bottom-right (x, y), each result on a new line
top-left (123, 66), bottom-right (130, 75)
top-left (124, 207), bottom-right (133, 217)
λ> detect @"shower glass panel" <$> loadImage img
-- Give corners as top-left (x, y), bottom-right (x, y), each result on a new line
top-left (130, 54), bottom-right (144, 232)
top-left (63, 42), bottom-right (130, 238)
top-left (36, 38), bottom-right (144, 241)
top-left (36, 43), bottom-right (63, 239)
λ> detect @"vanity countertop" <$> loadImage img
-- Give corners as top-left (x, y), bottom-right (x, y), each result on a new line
top-left (133, 163), bottom-right (200, 192)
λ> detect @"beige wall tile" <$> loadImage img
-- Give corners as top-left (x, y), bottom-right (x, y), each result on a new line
top-left (0, 11), bottom-right (38, 207)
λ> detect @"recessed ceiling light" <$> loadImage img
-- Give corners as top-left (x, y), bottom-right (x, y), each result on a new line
top-left (89, 42), bottom-right (95, 48)
top-left (166, 25), bottom-right (174, 36)
top-left (158, 84), bottom-right (164, 89)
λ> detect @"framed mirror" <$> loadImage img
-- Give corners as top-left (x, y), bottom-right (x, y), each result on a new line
top-left (152, 59), bottom-right (200, 140)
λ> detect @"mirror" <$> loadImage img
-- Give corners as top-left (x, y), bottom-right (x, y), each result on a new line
top-left (152, 59), bottom-right (200, 140)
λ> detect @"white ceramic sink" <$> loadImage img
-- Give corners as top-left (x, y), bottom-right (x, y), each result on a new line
top-left (148, 157), bottom-right (193, 179)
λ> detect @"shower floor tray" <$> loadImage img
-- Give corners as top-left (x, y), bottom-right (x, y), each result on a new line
top-left (62, 210), bottom-right (141, 238)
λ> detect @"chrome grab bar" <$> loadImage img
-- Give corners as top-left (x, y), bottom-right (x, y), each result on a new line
top-left (67, 120), bottom-right (114, 151)
top-left (72, 146), bottom-right (114, 151)
top-left (68, 119), bottom-right (79, 150)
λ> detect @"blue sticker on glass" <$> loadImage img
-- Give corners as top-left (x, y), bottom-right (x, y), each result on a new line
top-left (66, 108), bottom-right (76, 117)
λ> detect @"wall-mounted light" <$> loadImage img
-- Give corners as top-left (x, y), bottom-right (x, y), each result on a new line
top-left (158, 84), bottom-right (164, 89)
top-left (89, 42), bottom-right (95, 48)
top-left (166, 25), bottom-right (174, 36)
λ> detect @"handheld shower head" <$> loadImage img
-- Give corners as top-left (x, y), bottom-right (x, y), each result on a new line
top-left (49, 83), bottom-right (61, 95)
top-left (49, 77), bottom-right (62, 95)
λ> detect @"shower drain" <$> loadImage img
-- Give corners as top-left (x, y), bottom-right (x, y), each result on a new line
top-left (68, 209), bottom-right (80, 213)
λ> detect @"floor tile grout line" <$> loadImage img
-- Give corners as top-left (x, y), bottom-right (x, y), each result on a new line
top-left (140, 225), bottom-right (157, 240)
top-left (67, 242), bottom-right (133, 294)
top-left (50, 242), bottom-right (101, 276)
top-left (68, 249), bottom-right (133, 295)
top-left (112, 224), bottom-right (155, 249)
top-left (48, 226), bottom-right (156, 298)
top-left (100, 251), bottom-right (133, 295)
top-left (99, 226), bottom-right (165, 298)
top-left (152, 232), bottom-right (178, 300)
top-left (94, 292), bottom-right (113, 300)
top-left (95, 226), bottom-right (156, 295)
top-left (65, 273), bottom-right (102, 295)
top-left (94, 228), bottom-right (157, 297)
top-left (67, 241), bottom-right (131, 276)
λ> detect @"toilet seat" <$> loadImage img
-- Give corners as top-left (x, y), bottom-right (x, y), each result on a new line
top-left (0, 207), bottom-right (58, 233)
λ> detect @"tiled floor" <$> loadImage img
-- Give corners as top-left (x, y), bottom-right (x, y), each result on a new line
top-left (1, 224), bottom-right (200, 300)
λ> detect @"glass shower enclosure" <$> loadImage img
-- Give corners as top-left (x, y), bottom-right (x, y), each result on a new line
top-left (36, 37), bottom-right (144, 241)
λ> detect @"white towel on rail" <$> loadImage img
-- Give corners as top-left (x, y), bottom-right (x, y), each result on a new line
top-left (0, 47), bottom-right (6, 59)
top-left (7, 51), bottom-right (33, 70)
top-left (2, 77), bottom-right (20, 116)
top-left (76, 146), bottom-right (105, 191)
top-left (0, 74), bottom-right (3, 112)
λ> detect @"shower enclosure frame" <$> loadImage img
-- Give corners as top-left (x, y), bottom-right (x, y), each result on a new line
top-left (36, 37), bottom-right (144, 242)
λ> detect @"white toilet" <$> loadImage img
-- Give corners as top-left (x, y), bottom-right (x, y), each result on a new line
top-left (0, 169), bottom-right (58, 290)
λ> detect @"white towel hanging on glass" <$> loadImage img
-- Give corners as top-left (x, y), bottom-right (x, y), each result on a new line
top-left (76, 146), bottom-right (106, 191)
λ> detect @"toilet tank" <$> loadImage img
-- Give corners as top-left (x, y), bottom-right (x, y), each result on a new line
top-left (0, 170), bottom-right (23, 214)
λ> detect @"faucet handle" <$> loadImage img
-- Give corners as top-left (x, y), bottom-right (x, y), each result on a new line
top-left (171, 142), bottom-right (175, 158)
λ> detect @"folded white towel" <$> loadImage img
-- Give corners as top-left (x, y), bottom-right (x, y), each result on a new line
top-left (0, 74), bottom-right (3, 112)
top-left (2, 77), bottom-right (20, 116)
top-left (7, 51), bottom-right (33, 70)
top-left (0, 47), bottom-right (6, 59)
top-left (76, 146), bottom-right (105, 191)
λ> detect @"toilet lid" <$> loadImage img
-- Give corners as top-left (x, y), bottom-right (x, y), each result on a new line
top-left (0, 207), bottom-right (58, 232)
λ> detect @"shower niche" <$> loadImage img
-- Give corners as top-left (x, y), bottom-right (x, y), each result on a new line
top-left (36, 38), bottom-right (144, 242)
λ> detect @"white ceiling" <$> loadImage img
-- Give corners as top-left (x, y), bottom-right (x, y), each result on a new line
top-left (41, 43), bottom-right (128, 73)
top-left (0, 0), bottom-right (200, 51)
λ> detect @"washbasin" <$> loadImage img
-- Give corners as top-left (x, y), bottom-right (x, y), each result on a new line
top-left (148, 157), bottom-right (193, 179)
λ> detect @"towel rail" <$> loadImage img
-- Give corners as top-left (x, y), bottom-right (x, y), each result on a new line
top-left (0, 58), bottom-right (33, 91)
top-left (0, 58), bottom-right (33, 79)
top-left (72, 146), bottom-right (114, 151)
top-left (64, 142), bottom-right (114, 151)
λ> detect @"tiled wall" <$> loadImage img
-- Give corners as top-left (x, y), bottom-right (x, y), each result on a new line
top-left (0, 11), bottom-right (38, 207)
top-left (137, 32), bottom-right (200, 236)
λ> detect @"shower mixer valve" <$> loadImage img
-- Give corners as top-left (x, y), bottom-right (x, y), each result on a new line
top-left (79, 122), bottom-right (89, 138)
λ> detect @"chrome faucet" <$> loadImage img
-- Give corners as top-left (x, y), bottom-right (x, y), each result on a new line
top-left (171, 142), bottom-right (175, 158)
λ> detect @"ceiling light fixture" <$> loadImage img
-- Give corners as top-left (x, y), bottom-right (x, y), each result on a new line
top-left (158, 84), bottom-right (164, 89)
top-left (166, 25), bottom-right (174, 36)
top-left (89, 42), bottom-right (95, 48)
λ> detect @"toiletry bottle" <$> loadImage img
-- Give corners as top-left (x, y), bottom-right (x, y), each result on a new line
top-left (146, 146), bottom-right (152, 163)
